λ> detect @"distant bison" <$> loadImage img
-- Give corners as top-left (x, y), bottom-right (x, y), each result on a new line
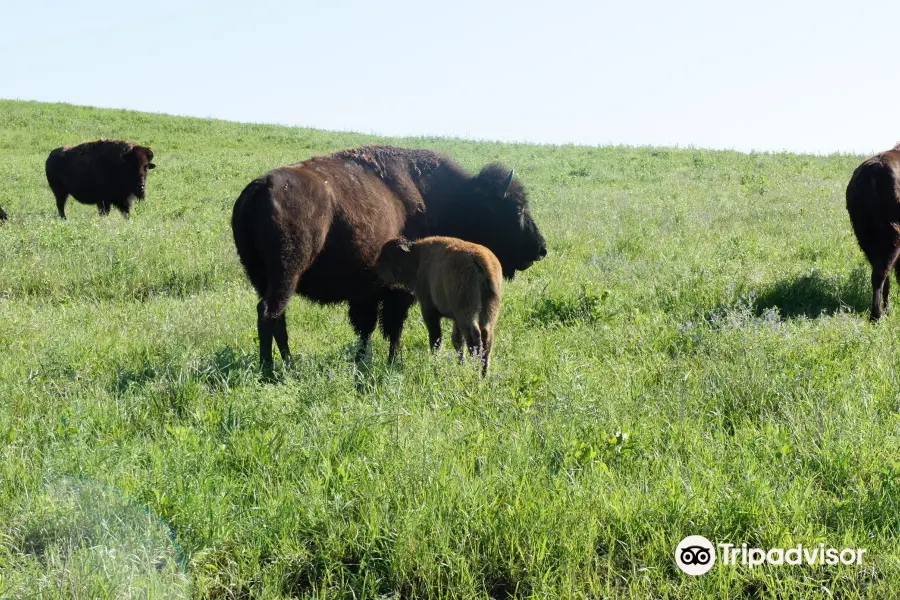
top-left (846, 144), bottom-right (900, 320)
top-left (46, 139), bottom-right (156, 219)
top-left (0, 206), bottom-right (6, 222)
top-left (375, 236), bottom-right (503, 376)
top-left (231, 145), bottom-right (547, 372)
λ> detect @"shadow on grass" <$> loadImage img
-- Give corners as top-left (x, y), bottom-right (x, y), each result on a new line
top-left (111, 346), bottom-right (256, 396)
top-left (753, 266), bottom-right (870, 319)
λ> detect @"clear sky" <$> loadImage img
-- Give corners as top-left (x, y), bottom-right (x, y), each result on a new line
top-left (1, 0), bottom-right (896, 155)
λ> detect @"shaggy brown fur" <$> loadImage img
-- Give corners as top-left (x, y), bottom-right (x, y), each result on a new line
top-left (231, 145), bottom-right (547, 372)
top-left (846, 144), bottom-right (900, 320)
top-left (375, 236), bottom-right (503, 376)
top-left (45, 139), bottom-right (156, 219)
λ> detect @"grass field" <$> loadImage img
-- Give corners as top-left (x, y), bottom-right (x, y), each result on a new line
top-left (0, 99), bottom-right (896, 599)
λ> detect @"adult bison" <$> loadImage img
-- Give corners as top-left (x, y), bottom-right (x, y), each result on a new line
top-left (846, 144), bottom-right (900, 321)
top-left (46, 139), bottom-right (156, 219)
top-left (231, 145), bottom-right (547, 371)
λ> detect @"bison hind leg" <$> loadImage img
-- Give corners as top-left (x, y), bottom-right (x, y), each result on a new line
top-left (870, 245), bottom-right (900, 321)
top-left (50, 185), bottom-right (68, 219)
top-left (257, 270), bottom-right (299, 373)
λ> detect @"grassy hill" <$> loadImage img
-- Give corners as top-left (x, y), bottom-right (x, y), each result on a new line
top-left (0, 99), bottom-right (895, 598)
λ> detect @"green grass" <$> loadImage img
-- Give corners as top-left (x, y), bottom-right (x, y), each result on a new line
top-left (0, 99), bottom-right (894, 598)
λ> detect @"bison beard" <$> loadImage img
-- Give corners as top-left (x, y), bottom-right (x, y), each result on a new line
top-left (45, 139), bottom-right (156, 219)
top-left (232, 145), bottom-right (548, 373)
top-left (846, 144), bottom-right (900, 321)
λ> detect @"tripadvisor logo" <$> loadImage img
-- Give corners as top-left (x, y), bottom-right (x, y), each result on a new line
top-left (675, 536), bottom-right (867, 576)
top-left (676, 535), bottom-right (716, 576)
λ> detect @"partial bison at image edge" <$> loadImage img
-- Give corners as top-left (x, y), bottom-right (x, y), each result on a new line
top-left (0, 206), bottom-right (7, 222)
top-left (231, 145), bottom-right (547, 372)
top-left (846, 143), bottom-right (900, 321)
top-left (46, 139), bottom-right (156, 219)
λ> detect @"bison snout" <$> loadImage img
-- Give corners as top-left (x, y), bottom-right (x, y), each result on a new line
top-left (537, 246), bottom-right (548, 260)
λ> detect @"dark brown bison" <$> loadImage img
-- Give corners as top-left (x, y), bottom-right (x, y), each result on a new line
top-left (375, 236), bottom-right (503, 376)
top-left (231, 145), bottom-right (547, 371)
top-left (46, 139), bottom-right (156, 219)
top-left (846, 144), bottom-right (900, 320)
top-left (0, 206), bottom-right (6, 222)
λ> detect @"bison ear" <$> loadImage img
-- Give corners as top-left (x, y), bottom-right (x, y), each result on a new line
top-left (148, 163), bottom-right (157, 169)
top-left (499, 169), bottom-right (514, 197)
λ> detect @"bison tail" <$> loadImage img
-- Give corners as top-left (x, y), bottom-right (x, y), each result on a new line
top-left (232, 178), bottom-right (275, 298)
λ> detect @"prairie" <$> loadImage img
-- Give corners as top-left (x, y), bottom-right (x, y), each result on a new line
top-left (0, 100), bottom-right (893, 598)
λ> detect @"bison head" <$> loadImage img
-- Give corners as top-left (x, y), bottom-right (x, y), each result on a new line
top-left (122, 145), bottom-right (156, 199)
top-left (470, 164), bottom-right (547, 279)
top-left (374, 238), bottom-right (419, 290)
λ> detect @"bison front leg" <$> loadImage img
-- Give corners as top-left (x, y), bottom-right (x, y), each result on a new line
top-left (349, 299), bottom-right (379, 362)
top-left (380, 288), bottom-right (415, 362)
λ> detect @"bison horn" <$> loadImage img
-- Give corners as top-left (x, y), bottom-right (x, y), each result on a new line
top-left (501, 169), bottom-right (514, 197)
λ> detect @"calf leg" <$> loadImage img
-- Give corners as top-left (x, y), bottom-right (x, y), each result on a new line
top-left (349, 299), bottom-right (379, 362)
top-left (451, 322), bottom-right (464, 362)
top-left (420, 299), bottom-right (443, 351)
top-left (462, 322), bottom-right (483, 362)
top-left (480, 326), bottom-right (493, 377)
top-left (379, 288), bottom-right (415, 362)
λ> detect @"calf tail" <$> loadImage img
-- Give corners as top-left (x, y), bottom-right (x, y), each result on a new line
top-left (473, 258), bottom-right (501, 300)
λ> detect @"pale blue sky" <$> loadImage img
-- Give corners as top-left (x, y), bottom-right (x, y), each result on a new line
top-left (1, 0), bottom-right (896, 154)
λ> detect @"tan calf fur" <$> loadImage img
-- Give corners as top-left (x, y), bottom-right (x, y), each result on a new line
top-left (375, 236), bottom-right (503, 376)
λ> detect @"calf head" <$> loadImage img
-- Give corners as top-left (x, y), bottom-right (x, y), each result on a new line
top-left (122, 145), bottom-right (156, 199)
top-left (374, 238), bottom-right (419, 289)
top-left (471, 165), bottom-right (547, 279)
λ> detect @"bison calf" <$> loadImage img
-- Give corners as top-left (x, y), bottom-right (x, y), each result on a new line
top-left (46, 139), bottom-right (156, 219)
top-left (375, 236), bottom-right (503, 376)
top-left (846, 144), bottom-right (900, 321)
